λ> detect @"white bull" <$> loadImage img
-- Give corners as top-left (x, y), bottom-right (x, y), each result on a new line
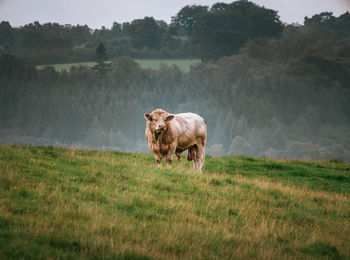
top-left (144, 108), bottom-right (207, 172)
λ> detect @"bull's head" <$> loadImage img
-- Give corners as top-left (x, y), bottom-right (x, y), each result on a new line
top-left (144, 109), bottom-right (174, 134)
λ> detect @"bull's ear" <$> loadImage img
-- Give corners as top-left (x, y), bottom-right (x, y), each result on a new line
top-left (166, 115), bottom-right (175, 122)
top-left (144, 113), bottom-right (152, 121)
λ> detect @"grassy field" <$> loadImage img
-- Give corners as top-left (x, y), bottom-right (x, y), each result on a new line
top-left (0, 145), bottom-right (349, 259)
top-left (38, 62), bottom-right (97, 72)
top-left (135, 59), bottom-right (200, 71)
top-left (37, 59), bottom-right (200, 72)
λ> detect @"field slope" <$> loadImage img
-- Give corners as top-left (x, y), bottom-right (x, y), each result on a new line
top-left (0, 145), bottom-right (349, 259)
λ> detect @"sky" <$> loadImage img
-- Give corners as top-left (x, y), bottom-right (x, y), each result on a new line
top-left (0, 0), bottom-right (349, 28)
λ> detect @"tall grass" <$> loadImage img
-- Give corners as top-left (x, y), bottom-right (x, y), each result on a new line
top-left (0, 145), bottom-right (349, 259)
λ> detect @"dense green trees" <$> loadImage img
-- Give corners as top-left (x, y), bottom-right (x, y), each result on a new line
top-left (2, 3), bottom-right (347, 65)
top-left (0, 1), bottom-right (284, 64)
top-left (0, 21), bottom-right (14, 52)
top-left (128, 17), bottom-right (164, 50)
top-left (172, 5), bottom-right (209, 34)
top-left (172, 1), bottom-right (283, 60)
top-left (0, 19), bottom-right (187, 64)
top-left (94, 42), bottom-right (108, 62)
top-left (92, 42), bottom-right (111, 74)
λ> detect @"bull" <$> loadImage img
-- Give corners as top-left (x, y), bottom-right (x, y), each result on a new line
top-left (144, 108), bottom-right (207, 172)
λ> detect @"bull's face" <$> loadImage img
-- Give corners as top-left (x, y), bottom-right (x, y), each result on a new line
top-left (144, 111), bottom-right (174, 134)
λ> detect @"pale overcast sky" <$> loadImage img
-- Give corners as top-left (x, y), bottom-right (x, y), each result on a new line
top-left (0, 0), bottom-right (349, 28)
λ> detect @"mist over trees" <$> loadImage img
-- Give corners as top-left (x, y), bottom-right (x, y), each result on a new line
top-left (1, 1), bottom-right (350, 161)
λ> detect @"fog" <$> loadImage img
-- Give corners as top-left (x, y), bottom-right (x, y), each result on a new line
top-left (1, 45), bottom-right (350, 161)
top-left (1, 4), bottom-right (350, 161)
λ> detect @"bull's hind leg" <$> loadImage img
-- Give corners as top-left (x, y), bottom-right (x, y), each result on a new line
top-left (191, 146), bottom-right (198, 171)
top-left (194, 143), bottom-right (205, 172)
top-left (187, 146), bottom-right (194, 161)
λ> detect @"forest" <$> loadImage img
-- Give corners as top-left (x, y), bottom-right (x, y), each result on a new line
top-left (0, 1), bottom-right (283, 64)
top-left (0, 1), bottom-right (350, 160)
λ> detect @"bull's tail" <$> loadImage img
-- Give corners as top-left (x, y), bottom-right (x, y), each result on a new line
top-left (187, 146), bottom-right (196, 161)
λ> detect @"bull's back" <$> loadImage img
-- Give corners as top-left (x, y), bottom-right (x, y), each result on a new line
top-left (174, 113), bottom-right (206, 148)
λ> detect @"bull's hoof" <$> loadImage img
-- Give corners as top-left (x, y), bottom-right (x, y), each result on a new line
top-left (176, 152), bottom-right (181, 161)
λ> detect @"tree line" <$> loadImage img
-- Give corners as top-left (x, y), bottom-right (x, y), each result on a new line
top-left (1, 9), bottom-right (350, 160)
top-left (0, 1), bottom-right (286, 64)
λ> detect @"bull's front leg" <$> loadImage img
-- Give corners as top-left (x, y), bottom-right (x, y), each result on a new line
top-left (166, 144), bottom-right (177, 169)
top-left (154, 153), bottom-right (164, 168)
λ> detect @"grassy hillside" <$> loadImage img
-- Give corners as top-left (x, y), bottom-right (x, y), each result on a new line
top-left (36, 59), bottom-right (200, 72)
top-left (0, 145), bottom-right (349, 259)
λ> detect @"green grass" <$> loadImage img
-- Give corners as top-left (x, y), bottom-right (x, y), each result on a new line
top-left (0, 145), bottom-right (349, 259)
top-left (37, 61), bottom-right (98, 72)
top-left (135, 59), bottom-right (200, 71)
top-left (37, 59), bottom-right (200, 72)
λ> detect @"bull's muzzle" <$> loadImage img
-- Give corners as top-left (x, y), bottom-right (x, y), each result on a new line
top-left (155, 126), bottom-right (166, 134)
top-left (155, 129), bottom-right (165, 134)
